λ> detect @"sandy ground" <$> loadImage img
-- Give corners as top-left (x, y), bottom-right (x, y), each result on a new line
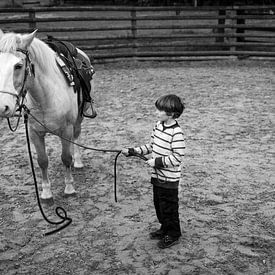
top-left (0, 60), bottom-right (274, 275)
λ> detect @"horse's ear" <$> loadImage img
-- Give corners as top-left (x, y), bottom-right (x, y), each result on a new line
top-left (21, 29), bottom-right (38, 49)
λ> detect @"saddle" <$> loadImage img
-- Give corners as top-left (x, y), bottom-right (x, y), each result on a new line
top-left (45, 36), bottom-right (95, 108)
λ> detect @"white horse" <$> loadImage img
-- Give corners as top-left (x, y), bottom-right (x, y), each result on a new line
top-left (0, 30), bottom-right (95, 202)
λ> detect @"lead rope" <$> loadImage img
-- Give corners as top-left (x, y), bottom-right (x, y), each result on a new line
top-left (23, 106), bottom-right (152, 203)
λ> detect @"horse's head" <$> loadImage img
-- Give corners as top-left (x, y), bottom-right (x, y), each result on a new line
top-left (0, 30), bottom-right (36, 117)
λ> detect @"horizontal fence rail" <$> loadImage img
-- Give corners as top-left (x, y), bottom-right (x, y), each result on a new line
top-left (0, 5), bottom-right (275, 62)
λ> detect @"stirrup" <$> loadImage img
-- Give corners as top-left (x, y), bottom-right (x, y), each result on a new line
top-left (83, 111), bottom-right (97, 119)
top-left (83, 102), bottom-right (97, 119)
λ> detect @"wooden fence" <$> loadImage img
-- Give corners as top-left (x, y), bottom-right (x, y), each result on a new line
top-left (0, 5), bottom-right (275, 62)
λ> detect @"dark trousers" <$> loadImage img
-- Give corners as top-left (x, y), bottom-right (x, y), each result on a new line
top-left (153, 185), bottom-right (181, 239)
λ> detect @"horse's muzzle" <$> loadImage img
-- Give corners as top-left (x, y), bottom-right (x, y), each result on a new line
top-left (0, 90), bottom-right (18, 117)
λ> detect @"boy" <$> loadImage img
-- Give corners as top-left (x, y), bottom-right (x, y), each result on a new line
top-left (122, 94), bottom-right (185, 249)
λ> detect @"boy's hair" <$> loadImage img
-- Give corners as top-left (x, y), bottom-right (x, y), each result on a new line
top-left (155, 94), bottom-right (185, 119)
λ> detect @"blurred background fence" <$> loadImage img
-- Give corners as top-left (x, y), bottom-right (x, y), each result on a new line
top-left (0, 5), bottom-right (275, 62)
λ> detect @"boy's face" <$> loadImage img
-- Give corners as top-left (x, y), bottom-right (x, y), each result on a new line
top-left (156, 109), bottom-right (172, 122)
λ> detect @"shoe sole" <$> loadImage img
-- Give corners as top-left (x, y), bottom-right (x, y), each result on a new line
top-left (150, 235), bottom-right (164, 240)
top-left (158, 239), bottom-right (179, 249)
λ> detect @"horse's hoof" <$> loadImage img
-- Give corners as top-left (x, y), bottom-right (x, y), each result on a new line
top-left (74, 163), bottom-right (84, 169)
top-left (64, 192), bottom-right (77, 198)
top-left (40, 197), bottom-right (54, 205)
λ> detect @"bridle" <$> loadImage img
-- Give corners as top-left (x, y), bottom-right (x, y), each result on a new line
top-left (15, 48), bottom-right (35, 98)
top-left (0, 49), bottom-right (34, 102)
top-left (0, 48), bottom-right (34, 131)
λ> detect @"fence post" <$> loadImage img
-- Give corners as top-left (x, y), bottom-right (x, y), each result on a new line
top-left (131, 9), bottom-right (137, 59)
top-left (216, 9), bottom-right (225, 43)
top-left (229, 7), bottom-right (236, 54)
top-left (236, 7), bottom-right (245, 43)
top-left (28, 10), bottom-right (36, 31)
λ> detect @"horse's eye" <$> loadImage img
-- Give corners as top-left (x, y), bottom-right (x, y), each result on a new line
top-left (14, 64), bottom-right (23, 70)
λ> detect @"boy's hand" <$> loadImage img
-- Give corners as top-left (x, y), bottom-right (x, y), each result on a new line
top-left (121, 148), bottom-right (129, 156)
top-left (146, 159), bottom-right (155, 167)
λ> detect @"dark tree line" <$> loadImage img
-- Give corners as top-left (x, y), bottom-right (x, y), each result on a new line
top-left (61, 0), bottom-right (275, 5)
top-left (200, 0), bottom-right (275, 5)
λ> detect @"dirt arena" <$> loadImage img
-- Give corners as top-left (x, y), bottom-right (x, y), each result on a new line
top-left (0, 60), bottom-right (274, 274)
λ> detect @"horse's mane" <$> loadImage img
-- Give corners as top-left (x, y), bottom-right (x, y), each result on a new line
top-left (0, 32), bottom-right (59, 74)
top-left (0, 32), bottom-right (19, 52)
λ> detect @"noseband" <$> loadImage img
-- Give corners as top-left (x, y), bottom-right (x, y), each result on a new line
top-left (0, 48), bottom-right (35, 107)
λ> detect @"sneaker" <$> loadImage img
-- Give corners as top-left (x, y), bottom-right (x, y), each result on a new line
top-left (149, 229), bottom-right (164, 240)
top-left (157, 235), bottom-right (179, 249)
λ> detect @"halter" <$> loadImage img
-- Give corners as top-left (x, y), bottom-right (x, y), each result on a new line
top-left (0, 48), bottom-right (34, 107)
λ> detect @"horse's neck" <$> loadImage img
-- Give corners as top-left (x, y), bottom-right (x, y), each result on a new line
top-left (26, 75), bottom-right (54, 110)
top-left (26, 44), bottom-right (56, 106)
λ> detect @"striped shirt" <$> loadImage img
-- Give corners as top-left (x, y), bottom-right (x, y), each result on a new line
top-left (133, 121), bottom-right (185, 189)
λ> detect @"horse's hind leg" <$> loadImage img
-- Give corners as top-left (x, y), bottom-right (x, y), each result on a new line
top-left (30, 130), bottom-right (53, 202)
top-left (61, 126), bottom-right (76, 196)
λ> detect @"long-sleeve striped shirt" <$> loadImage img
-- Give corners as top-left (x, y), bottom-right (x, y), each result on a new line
top-left (133, 121), bottom-right (185, 189)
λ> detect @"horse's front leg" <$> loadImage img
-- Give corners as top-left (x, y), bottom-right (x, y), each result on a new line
top-left (73, 143), bottom-right (84, 169)
top-left (30, 130), bottom-right (53, 202)
top-left (61, 126), bottom-right (76, 196)
top-left (73, 117), bottom-right (84, 169)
